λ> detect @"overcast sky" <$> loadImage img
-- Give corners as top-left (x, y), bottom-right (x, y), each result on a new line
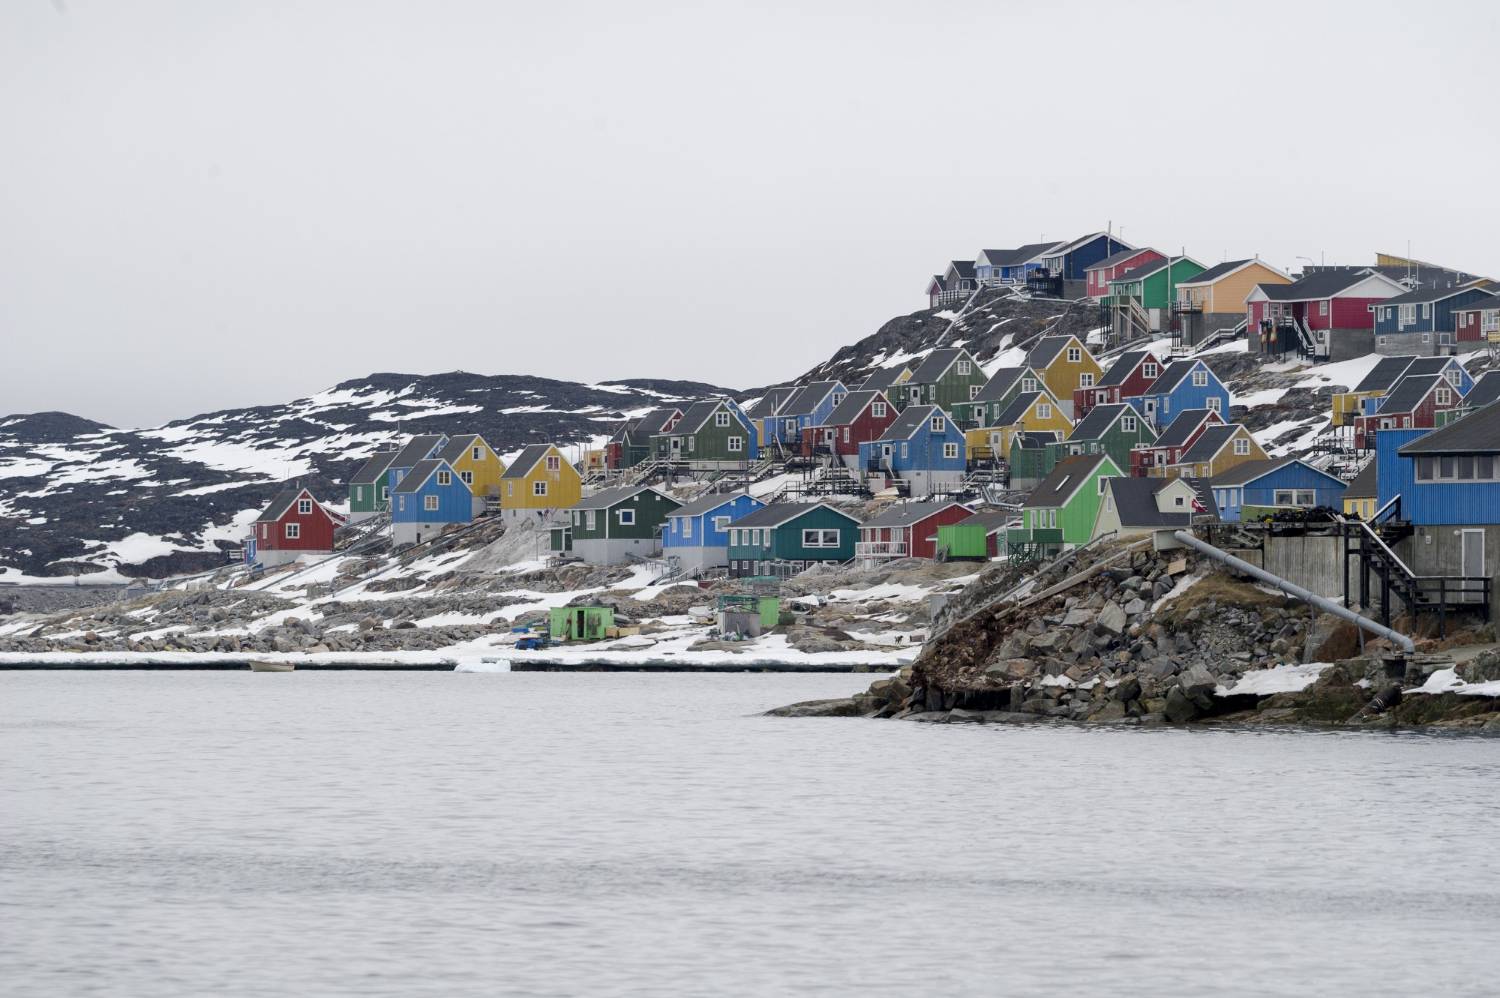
top-left (2, 0), bottom-right (1497, 427)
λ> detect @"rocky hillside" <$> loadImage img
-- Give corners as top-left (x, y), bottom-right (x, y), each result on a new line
top-left (0, 373), bottom-right (729, 580)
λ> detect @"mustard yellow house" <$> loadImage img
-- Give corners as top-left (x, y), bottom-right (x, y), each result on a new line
top-left (966, 390), bottom-right (1071, 461)
top-left (435, 434), bottom-right (507, 516)
top-left (1024, 334), bottom-right (1104, 400)
top-left (499, 443), bottom-right (582, 524)
top-left (1342, 460), bottom-right (1377, 520)
top-left (1167, 423), bottom-right (1268, 479)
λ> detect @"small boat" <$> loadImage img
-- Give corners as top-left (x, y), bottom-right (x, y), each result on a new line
top-left (249, 661), bottom-right (295, 672)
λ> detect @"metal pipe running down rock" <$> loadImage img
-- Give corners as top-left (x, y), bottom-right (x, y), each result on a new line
top-left (1171, 530), bottom-right (1415, 655)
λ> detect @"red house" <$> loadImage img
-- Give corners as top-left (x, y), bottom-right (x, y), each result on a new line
top-left (1084, 247), bottom-right (1166, 299)
top-left (1245, 268), bottom-right (1407, 359)
top-left (249, 487), bottom-right (344, 568)
top-left (1453, 298), bottom-right (1500, 343)
top-left (1352, 374), bottom-right (1464, 451)
top-left (856, 500), bottom-right (971, 562)
top-left (800, 390), bottom-right (898, 467)
top-left (1073, 349), bottom-right (1163, 418)
top-left (1129, 408), bottom-right (1223, 476)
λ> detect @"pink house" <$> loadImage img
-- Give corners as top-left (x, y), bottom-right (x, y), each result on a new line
top-left (1246, 268), bottom-right (1407, 361)
top-left (1084, 247), bottom-right (1166, 299)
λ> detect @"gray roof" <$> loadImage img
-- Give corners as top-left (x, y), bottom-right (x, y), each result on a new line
top-left (1255, 268), bottom-right (1389, 302)
top-left (861, 501), bottom-right (968, 529)
top-left (745, 390), bottom-right (794, 421)
top-left (824, 390), bottom-right (885, 426)
top-left (1178, 424), bottom-right (1245, 464)
top-left (1376, 284), bottom-right (1494, 307)
top-left (1024, 336), bottom-right (1078, 368)
top-left (731, 502), bottom-right (860, 530)
top-left (634, 407), bottom-right (685, 435)
top-left (947, 260), bottom-right (976, 280)
top-left (1209, 456), bottom-right (1298, 487)
top-left (1350, 355), bottom-right (1418, 393)
top-left (573, 484), bottom-right (676, 511)
top-left (1375, 375), bottom-right (1440, 415)
top-left (387, 433), bottom-right (446, 470)
top-left (350, 449), bottom-right (399, 485)
top-left (953, 509), bottom-right (1013, 533)
top-left (1068, 403), bottom-right (1144, 442)
top-left (666, 492), bottom-right (760, 519)
top-left (979, 242), bottom-right (1061, 267)
top-left (1105, 476), bottom-right (1215, 528)
top-left (1153, 409), bottom-right (1220, 448)
top-left (874, 404), bottom-right (947, 442)
top-left (256, 488), bottom-right (312, 523)
top-left (1096, 351), bottom-right (1155, 388)
top-left (1111, 255), bottom-right (1200, 285)
top-left (1025, 454), bottom-right (1115, 509)
top-left (1086, 247), bottom-right (1156, 272)
top-left (436, 434), bottom-right (483, 465)
top-left (908, 347), bottom-right (971, 385)
top-left (1176, 259), bottom-right (1254, 286)
top-left (859, 367), bottom-right (910, 391)
top-left (1344, 459), bottom-right (1378, 499)
top-left (1042, 232), bottom-right (1127, 259)
top-left (1398, 400), bottom-right (1500, 456)
top-left (1403, 357), bottom-right (1460, 378)
top-left (671, 399), bottom-right (732, 435)
top-left (973, 367), bottom-right (1039, 403)
top-left (1140, 359), bottom-right (1207, 396)
top-left (501, 444), bottom-right (554, 479)
top-left (1012, 431), bottom-right (1060, 449)
top-left (1465, 371), bottom-right (1500, 410)
top-left (780, 382), bottom-right (843, 418)
top-left (393, 459), bottom-right (449, 495)
top-left (990, 392), bottom-right (1049, 428)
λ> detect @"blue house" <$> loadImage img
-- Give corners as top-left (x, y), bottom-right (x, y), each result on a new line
top-left (859, 404), bottom-right (966, 499)
top-left (662, 492), bottom-right (765, 575)
top-left (1037, 232), bottom-right (1135, 282)
top-left (1125, 359), bottom-right (1230, 429)
top-left (391, 457), bottom-right (473, 546)
top-left (1209, 457), bottom-right (1347, 522)
top-left (975, 243), bottom-right (1061, 284)
top-left (1373, 285), bottom-right (1496, 353)
top-left (767, 381), bottom-right (847, 448)
top-left (384, 433), bottom-right (447, 495)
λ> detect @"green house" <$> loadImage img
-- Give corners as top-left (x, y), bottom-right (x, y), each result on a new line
top-left (548, 524), bottom-right (572, 553)
top-left (1008, 453), bottom-right (1122, 561)
top-left (726, 502), bottom-right (862, 578)
top-left (611, 407), bottom-right (682, 469)
top-left (953, 366), bottom-right (1048, 428)
top-left (568, 484), bottom-right (681, 565)
top-left (1007, 431), bottom-right (1063, 490)
top-left (1106, 255), bottom-right (1206, 312)
top-left (347, 448), bottom-right (398, 519)
top-left (936, 509), bottom-right (1012, 561)
top-left (899, 347), bottom-right (988, 416)
top-left (549, 605), bottom-right (615, 642)
top-left (651, 398), bottom-right (758, 469)
top-left (1045, 403), bottom-right (1156, 473)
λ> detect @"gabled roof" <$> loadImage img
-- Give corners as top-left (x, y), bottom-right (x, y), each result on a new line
top-left (1377, 284), bottom-right (1495, 307)
top-left (1453, 296), bottom-right (1500, 314)
top-left (1403, 357), bottom-right (1462, 378)
top-left (1344, 459), bottom-right (1378, 499)
top-left (1096, 351), bottom-right (1158, 388)
top-left (1105, 476), bottom-right (1213, 528)
top-left (1042, 232), bottom-right (1133, 259)
top-left (1374, 374), bottom-right (1440, 415)
top-left (350, 449), bottom-right (399, 485)
top-left (1464, 371), bottom-right (1500, 410)
top-left (1013, 430), bottom-right (1061, 449)
top-left (1209, 456), bottom-right (1343, 489)
top-left (1175, 259), bottom-right (1257, 286)
top-left (991, 392), bottom-right (1051, 428)
top-left (1024, 335), bottom-right (1084, 369)
top-left (780, 382), bottom-right (844, 418)
top-left (859, 366), bottom-right (910, 391)
top-left (874, 404), bottom-right (949, 442)
top-left (436, 434), bottom-right (486, 465)
top-left (973, 367), bottom-right (1043, 403)
top-left (1025, 453), bottom-right (1117, 509)
top-left (1139, 359), bottom-right (1213, 397)
top-left (666, 491), bottom-right (762, 519)
top-left (953, 509), bottom-right (1014, 533)
top-left (946, 260), bottom-right (976, 280)
top-left (1110, 255), bottom-right (1204, 285)
top-left (1253, 268), bottom-right (1401, 302)
top-left (573, 484), bottom-right (676, 511)
top-left (633, 407), bottom-right (685, 435)
top-left (861, 500), bottom-right (968, 529)
top-left (824, 390), bottom-right (886, 426)
top-left (908, 347), bottom-right (973, 384)
top-left (257, 488), bottom-right (318, 523)
top-left (670, 399), bottom-right (744, 435)
top-left (387, 433), bottom-right (446, 470)
top-left (977, 242), bottom-right (1061, 267)
top-left (1152, 409), bottom-right (1221, 448)
top-left (393, 459), bottom-right (457, 495)
top-left (926, 274), bottom-right (946, 293)
top-left (744, 390), bottom-right (794, 422)
top-left (1178, 424), bottom-right (1248, 464)
top-left (1350, 355), bottom-right (1419, 393)
top-left (1086, 247), bottom-right (1157, 272)
top-left (1068, 403), bottom-right (1143, 442)
top-left (501, 444), bottom-right (558, 479)
top-left (731, 502), bottom-right (861, 530)
top-left (1398, 401), bottom-right (1500, 456)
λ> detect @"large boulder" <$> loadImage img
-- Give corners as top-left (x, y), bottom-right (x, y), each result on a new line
top-left (1164, 685), bottom-right (1203, 723)
top-left (1096, 602), bottom-right (1127, 636)
top-left (1302, 612), bottom-right (1361, 663)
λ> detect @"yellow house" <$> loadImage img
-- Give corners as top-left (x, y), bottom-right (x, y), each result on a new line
top-left (1168, 423), bottom-right (1268, 479)
top-left (1342, 460), bottom-right (1377, 520)
top-left (436, 433), bottom-right (507, 515)
top-left (1175, 259), bottom-right (1292, 316)
top-left (1024, 334), bottom-right (1104, 400)
top-left (499, 443), bottom-right (582, 523)
top-left (966, 390), bottom-right (1071, 460)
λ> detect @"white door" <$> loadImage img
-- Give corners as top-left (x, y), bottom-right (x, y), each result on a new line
top-left (1461, 529), bottom-right (1486, 603)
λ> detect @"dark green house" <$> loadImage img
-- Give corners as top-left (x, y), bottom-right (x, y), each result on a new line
top-left (1044, 403), bottom-right (1157, 474)
top-left (609, 407), bottom-right (682, 470)
top-left (899, 347), bottom-right (988, 416)
top-left (347, 447), bottom-right (399, 521)
top-left (727, 502), bottom-right (862, 578)
top-left (1007, 430), bottom-right (1063, 490)
top-left (568, 484), bottom-right (681, 565)
top-left (954, 365), bottom-right (1048, 428)
top-left (651, 399), bottom-right (759, 470)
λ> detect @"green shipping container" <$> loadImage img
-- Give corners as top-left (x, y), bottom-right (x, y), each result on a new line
top-left (549, 605), bottom-right (615, 642)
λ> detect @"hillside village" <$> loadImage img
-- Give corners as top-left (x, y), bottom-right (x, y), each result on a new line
top-left (4, 231), bottom-right (1500, 691)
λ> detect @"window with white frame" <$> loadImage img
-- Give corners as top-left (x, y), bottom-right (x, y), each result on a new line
top-left (1437, 387), bottom-right (1452, 406)
top-left (1207, 397), bottom-right (1221, 412)
top-left (1421, 303), bottom-right (1431, 319)
top-left (586, 510), bottom-right (596, 530)
top-left (1022, 377), bottom-right (1037, 392)
top-left (1098, 477), bottom-right (1108, 495)
top-left (1485, 311), bottom-right (1500, 334)
top-left (1415, 454), bottom-right (1498, 481)
top-left (1067, 347), bottom-right (1081, 363)
top-left (943, 442), bottom-right (959, 459)
top-left (285, 523), bottom-right (300, 539)
top-left (618, 509), bottom-right (635, 525)
top-left (728, 436), bottom-right (743, 452)
top-left (424, 495), bottom-right (439, 511)
top-left (1080, 373), bottom-right (1095, 387)
top-left (1233, 437), bottom-right (1249, 455)
top-left (460, 470), bottom-right (473, 485)
top-left (1421, 333), bottom-right (1430, 344)
top-left (712, 515), bottom-right (730, 532)
top-left (1319, 300), bottom-right (1329, 316)
top-left (297, 498), bottom-right (312, 515)
top-left (1447, 369), bottom-right (1462, 386)
top-left (1142, 362), bottom-right (1158, 379)
top-left (872, 401), bottom-right (887, 418)
top-left (437, 470), bottom-right (451, 486)
top-left (970, 385), bottom-right (981, 399)
top-left (831, 392), bottom-right (844, 407)
top-left (472, 446), bottom-right (483, 461)
top-left (715, 411), bottom-right (730, 427)
top-left (382, 485), bottom-right (389, 500)
top-left (1122, 415), bottom-right (1137, 432)
top-left (545, 455), bottom-right (560, 471)
top-left (1192, 369), bottom-right (1208, 387)
top-left (929, 415), bottom-right (944, 432)
top-left (1037, 403), bottom-right (1052, 420)
top-left (533, 481), bottom-right (548, 496)
top-left (900, 442), bottom-right (909, 458)
top-left (1048, 509), bottom-right (1056, 528)
top-left (1399, 304), bottom-right (1416, 327)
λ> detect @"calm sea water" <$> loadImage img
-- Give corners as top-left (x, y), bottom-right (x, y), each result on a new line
top-left (2, 671), bottom-right (1497, 998)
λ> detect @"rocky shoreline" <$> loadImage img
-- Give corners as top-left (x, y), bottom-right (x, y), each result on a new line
top-left (770, 541), bottom-right (1500, 733)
